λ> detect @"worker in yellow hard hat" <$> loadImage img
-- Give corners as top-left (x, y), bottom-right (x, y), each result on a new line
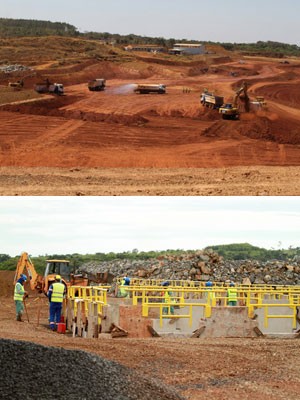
top-left (47, 275), bottom-right (66, 331)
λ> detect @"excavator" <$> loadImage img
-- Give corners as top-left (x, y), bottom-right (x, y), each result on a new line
top-left (14, 252), bottom-right (89, 295)
top-left (219, 81), bottom-right (250, 120)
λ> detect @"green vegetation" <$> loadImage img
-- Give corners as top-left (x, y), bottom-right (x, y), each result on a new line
top-left (0, 245), bottom-right (299, 274)
top-left (1, 18), bottom-right (299, 58)
top-left (0, 18), bottom-right (78, 37)
top-left (205, 243), bottom-right (300, 261)
top-left (220, 41), bottom-right (300, 58)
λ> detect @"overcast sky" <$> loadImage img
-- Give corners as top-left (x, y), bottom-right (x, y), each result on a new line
top-left (1, 0), bottom-right (300, 45)
top-left (0, 196), bottom-right (299, 257)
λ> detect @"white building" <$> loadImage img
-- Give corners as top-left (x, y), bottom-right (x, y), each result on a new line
top-left (169, 43), bottom-right (206, 55)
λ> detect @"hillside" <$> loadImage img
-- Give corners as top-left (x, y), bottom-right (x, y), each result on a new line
top-left (1, 18), bottom-right (300, 57)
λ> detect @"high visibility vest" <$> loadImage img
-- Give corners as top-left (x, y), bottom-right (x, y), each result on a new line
top-left (14, 282), bottom-right (24, 301)
top-left (164, 291), bottom-right (174, 303)
top-left (50, 282), bottom-right (65, 303)
top-left (119, 279), bottom-right (128, 297)
top-left (227, 288), bottom-right (238, 302)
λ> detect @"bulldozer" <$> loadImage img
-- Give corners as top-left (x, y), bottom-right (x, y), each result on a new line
top-left (219, 82), bottom-right (250, 120)
top-left (14, 252), bottom-right (89, 295)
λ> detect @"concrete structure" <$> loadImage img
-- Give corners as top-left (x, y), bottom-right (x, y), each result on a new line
top-left (99, 299), bottom-right (300, 339)
top-left (67, 290), bottom-right (300, 339)
top-left (169, 43), bottom-right (205, 55)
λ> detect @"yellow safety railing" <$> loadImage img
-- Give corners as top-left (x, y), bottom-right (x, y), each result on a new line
top-left (67, 285), bottom-right (108, 324)
top-left (122, 283), bottom-right (300, 328)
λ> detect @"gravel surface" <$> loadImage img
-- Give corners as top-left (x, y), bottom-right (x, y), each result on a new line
top-left (0, 338), bottom-right (184, 400)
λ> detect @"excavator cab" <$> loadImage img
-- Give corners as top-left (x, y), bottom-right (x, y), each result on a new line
top-left (44, 259), bottom-right (72, 293)
top-left (45, 260), bottom-right (72, 281)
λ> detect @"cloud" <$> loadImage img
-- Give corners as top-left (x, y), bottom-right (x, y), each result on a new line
top-left (0, 197), bottom-right (299, 256)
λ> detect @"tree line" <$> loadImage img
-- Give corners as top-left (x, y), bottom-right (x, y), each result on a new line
top-left (1, 18), bottom-right (299, 57)
top-left (206, 243), bottom-right (300, 261)
top-left (0, 244), bottom-right (299, 274)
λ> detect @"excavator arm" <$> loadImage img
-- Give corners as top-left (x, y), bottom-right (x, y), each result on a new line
top-left (233, 82), bottom-right (250, 111)
top-left (14, 252), bottom-right (42, 291)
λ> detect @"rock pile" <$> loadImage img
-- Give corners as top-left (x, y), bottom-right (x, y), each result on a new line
top-left (0, 339), bottom-right (183, 400)
top-left (0, 64), bottom-right (33, 73)
top-left (78, 250), bottom-right (300, 286)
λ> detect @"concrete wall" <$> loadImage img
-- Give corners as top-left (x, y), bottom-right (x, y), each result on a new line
top-left (254, 296), bottom-right (299, 334)
top-left (100, 297), bottom-right (300, 339)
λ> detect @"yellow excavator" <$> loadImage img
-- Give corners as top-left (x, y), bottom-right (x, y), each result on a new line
top-left (219, 82), bottom-right (250, 120)
top-left (14, 252), bottom-right (89, 295)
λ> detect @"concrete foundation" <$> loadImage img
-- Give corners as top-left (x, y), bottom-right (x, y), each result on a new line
top-left (88, 297), bottom-right (300, 339)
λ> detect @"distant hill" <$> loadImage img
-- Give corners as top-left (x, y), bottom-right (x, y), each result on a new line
top-left (1, 18), bottom-right (300, 57)
top-left (205, 243), bottom-right (299, 261)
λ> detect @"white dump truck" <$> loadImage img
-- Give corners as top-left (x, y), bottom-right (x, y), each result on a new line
top-left (34, 80), bottom-right (64, 95)
top-left (88, 79), bottom-right (106, 91)
top-left (134, 84), bottom-right (166, 94)
top-left (200, 91), bottom-right (224, 109)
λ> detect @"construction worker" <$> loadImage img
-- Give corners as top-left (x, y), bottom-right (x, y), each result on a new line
top-left (14, 274), bottom-right (28, 321)
top-left (162, 281), bottom-right (175, 315)
top-left (47, 275), bottom-right (66, 331)
top-left (205, 280), bottom-right (215, 304)
top-left (227, 282), bottom-right (238, 306)
top-left (117, 277), bottom-right (130, 298)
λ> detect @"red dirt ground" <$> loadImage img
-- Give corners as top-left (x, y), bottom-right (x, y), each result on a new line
top-left (0, 54), bottom-right (300, 194)
top-left (1, 270), bottom-right (300, 400)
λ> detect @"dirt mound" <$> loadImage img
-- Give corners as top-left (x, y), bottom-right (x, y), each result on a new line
top-left (0, 338), bottom-right (183, 400)
top-left (202, 114), bottom-right (300, 145)
top-left (256, 82), bottom-right (300, 107)
top-left (0, 270), bottom-right (15, 297)
top-left (0, 100), bottom-right (148, 126)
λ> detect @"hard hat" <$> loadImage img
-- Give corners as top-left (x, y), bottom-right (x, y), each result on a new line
top-left (230, 282), bottom-right (235, 287)
top-left (205, 281), bottom-right (213, 287)
top-left (55, 275), bottom-right (61, 280)
top-left (162, 281), bottom-right (170, 287)
top-left (124, 277), bottom-right (130, 285)
top-left (20, 274), bottom-right (27, 281)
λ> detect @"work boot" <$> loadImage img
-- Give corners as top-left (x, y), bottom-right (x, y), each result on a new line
top-left (16, 314), bottom-right (22, 322)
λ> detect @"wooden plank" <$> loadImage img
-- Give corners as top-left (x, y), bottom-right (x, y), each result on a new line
top-left (253, 326), bottom-right (265, 337)
top-left (111, 330), bottom-right (128, 338)
top-left (191, 326), bottom-right (206, 338)
top-left (147, 325), bottom-right (160, 337)
top-left (110, 323), bottom-right (128, 334)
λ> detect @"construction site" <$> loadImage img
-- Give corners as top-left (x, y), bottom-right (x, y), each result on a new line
top-left (0, 36), bottom-right (300, 195)
top-left (2, 251), bottom-right (300, 399)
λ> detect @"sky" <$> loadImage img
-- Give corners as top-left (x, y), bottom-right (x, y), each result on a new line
top-left (0, 196), bottom-right (299, 256)
top-left (0, 0), bottom-right (300, 45)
